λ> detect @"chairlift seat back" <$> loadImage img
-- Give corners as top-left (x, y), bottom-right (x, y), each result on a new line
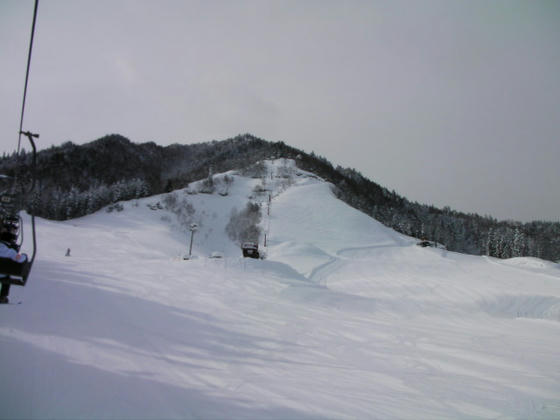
top-left (0, 258), bottom-right (31, 286)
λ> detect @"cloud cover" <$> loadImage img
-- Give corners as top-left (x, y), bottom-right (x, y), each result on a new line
top-left (1, 0), bottom-right (559, 222)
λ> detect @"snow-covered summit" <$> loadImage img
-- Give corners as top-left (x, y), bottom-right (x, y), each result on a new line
top-left (1, 159), bottom-right (559, 419)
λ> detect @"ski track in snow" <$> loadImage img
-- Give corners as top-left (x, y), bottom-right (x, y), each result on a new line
top-left (1, 159), bottom-right (560, 419)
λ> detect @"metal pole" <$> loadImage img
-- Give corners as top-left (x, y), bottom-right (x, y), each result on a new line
top-left (188, 223), bottom-right (197, 258)
top-left (189, 230), bottom-right (194, 257)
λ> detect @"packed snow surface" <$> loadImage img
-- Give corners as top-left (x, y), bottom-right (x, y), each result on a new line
top-left (1, 159), bottom-right (560, 419)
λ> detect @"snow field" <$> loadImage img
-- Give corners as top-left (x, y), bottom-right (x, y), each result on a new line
top-left (1, 159), bottom-right (559, 419)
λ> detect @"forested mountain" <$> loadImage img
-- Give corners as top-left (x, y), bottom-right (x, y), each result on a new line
top-left (1, 133), bottom-right (558, 261)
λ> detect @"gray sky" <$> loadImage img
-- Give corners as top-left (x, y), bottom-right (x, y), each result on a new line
top-left (1, 0), bottom-right (559, 222)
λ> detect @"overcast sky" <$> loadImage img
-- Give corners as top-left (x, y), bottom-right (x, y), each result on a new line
top-left (1, 0), bottom-right (559, 222)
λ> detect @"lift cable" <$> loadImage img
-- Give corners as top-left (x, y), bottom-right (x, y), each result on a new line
top-left (17, 0), bottom-right (40, 155)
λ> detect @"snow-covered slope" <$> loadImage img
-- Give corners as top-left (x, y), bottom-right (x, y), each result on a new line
top-left (1, 160), bottom-right (559, 419)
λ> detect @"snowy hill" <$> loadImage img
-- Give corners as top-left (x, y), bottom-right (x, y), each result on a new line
top-left (1, 159), bottom-right (560, 419)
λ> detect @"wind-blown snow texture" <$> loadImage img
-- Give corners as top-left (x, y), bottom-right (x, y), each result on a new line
top-left (1, 159), bottom-right (559, 419)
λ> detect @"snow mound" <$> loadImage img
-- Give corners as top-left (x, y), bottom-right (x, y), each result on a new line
top-left (501, 257), bottom-right (560, 272)
top-left (480, 294), bottom-right (560, 321)
top-left (267, 241), bottom-right (332, 277)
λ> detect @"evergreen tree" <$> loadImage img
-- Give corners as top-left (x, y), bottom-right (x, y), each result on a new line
top-left (512, 228), bottom-right (525, 257)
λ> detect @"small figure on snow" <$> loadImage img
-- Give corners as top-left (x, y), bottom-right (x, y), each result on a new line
top-left (65, 248), bottom-right (71, 257)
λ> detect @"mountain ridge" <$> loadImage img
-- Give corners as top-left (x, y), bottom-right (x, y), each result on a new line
top-left (1, 133), bottom-right (558, 261)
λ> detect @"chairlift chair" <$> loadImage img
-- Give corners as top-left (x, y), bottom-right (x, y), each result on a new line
top-left (0, 131), bottom-right (38, 287)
